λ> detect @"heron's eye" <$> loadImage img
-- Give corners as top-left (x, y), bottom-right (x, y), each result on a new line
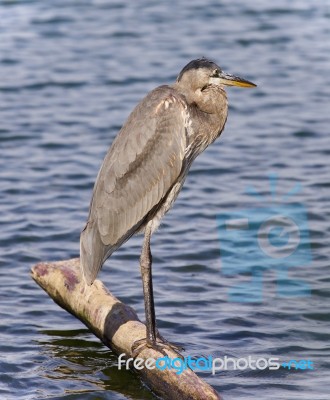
top-left (211, 69), bottom-right (220, 77)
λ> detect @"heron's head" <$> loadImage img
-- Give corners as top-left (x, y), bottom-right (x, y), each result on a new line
top-left (175, 58), bottom-right (256, 95)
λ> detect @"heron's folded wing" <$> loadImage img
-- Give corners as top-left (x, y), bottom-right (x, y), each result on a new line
top-left (80, 87), bottom-right (188, 284)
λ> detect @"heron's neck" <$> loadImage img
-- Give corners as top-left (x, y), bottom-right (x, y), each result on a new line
top-left (185, 87), bottom-right (228, 157)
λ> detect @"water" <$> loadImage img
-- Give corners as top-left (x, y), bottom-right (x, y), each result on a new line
top-left (1, 0), bottom-right (330, 399)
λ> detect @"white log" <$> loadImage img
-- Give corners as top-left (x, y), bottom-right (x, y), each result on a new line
top-left (31, 258), bottom-right (222, 400)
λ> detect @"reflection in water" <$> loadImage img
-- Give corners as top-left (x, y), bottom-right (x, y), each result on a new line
top-left (37, 329), bottom-right (155, 399)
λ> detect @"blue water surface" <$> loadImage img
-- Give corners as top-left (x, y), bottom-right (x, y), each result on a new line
top-left (1, 0), bottom-right (329, 399)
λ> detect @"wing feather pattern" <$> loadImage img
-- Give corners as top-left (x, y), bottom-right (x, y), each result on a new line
top-left (80, 86), bottom-right (187, 284)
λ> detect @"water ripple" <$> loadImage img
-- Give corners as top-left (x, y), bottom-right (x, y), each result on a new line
top-left (1, 0), bottom-right (330, 399)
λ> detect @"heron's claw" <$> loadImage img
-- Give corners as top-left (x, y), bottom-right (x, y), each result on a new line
top-left (131, 333), bottom-right (184, 358)
top-left (156, 332), bottom-right (184, 353)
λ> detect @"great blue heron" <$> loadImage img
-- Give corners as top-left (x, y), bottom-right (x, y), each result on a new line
top-left (80, 58), bottom-right (256, 354)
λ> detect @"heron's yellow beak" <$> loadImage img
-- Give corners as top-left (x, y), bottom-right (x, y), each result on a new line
top-left (218, 71), bottom-right (256, 88)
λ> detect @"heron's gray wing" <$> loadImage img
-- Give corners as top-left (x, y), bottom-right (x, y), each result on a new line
top-left (80, 87), bottom-right (188, 284)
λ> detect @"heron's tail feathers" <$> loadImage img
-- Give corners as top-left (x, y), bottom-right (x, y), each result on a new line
top-left (80, 220), bottom-right (111, 286)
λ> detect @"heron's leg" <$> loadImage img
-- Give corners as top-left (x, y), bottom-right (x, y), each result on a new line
top-left (140, 220), bottom-right (157, 344)
top-left (131, 220), bottom-right (184, 357)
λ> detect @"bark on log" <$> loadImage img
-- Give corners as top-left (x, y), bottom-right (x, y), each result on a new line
top-left (31, 258), bottom-right (222, 400)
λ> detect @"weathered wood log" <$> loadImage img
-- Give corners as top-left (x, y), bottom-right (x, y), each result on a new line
top-left (31, 258), bottom-right (222, 400)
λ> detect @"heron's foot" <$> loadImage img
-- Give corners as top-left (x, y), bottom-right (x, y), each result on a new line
top-left (156, 332), bottom-right (184, 353)
top-left (131, 334), bottom-right (184, 358)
